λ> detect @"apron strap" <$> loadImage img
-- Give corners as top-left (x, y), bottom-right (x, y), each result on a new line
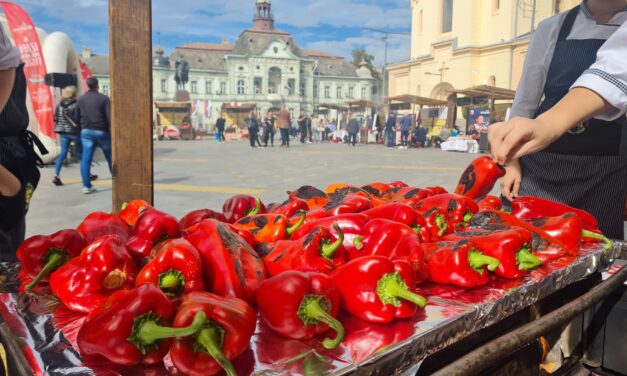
top-left (558, 5), bottom-right (580, 42)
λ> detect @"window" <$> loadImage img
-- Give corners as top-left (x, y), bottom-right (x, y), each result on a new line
top-left (313, 85), bottom-right (319, 98)
top-left (419, 10), bottom-right (423, 33)
top-left (205, 81), bottom-right (212, 94)
top-left (361, 87), bottom-right (366, 99)
top-left (348, 87), bottom-right (354, 98)
top-left (337, 86), bottom-right (342, 99)
top-left (237, 80), bottom-right (245, 95)
top-left (324, 86), bottom-right (330, 98)
top-left (220, 81), bottom-right (227, 95)
top-left (300, 80), bottom-right (306, 96)
top-left (442, 0), bottom-right (453, 33)
top-left (254, 77), bottom-right (262, 94)
top-left (287, 79), bottom-right (295, 95)
top-left (161, 79), bottom-right (167, 92)
top-left (191, 81), bottom-right (198, 94)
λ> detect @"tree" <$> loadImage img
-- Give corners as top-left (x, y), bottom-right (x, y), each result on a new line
top-left (351, 48), bottom-right (380, 80)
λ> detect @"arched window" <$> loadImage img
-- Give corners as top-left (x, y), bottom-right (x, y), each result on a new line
top-left (268, 67), bottom-right (282, 94)
top-left (237, 80), bottom-right (245, 95)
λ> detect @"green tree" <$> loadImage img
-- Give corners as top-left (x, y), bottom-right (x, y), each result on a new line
top-left (351, 48), bottom-right (379, 80)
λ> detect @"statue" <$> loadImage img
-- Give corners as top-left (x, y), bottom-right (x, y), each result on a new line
top-left (174, 57), bottom-right (189, 91)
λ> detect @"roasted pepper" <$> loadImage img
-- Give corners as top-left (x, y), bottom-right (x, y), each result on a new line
top-left (325, 183), bottom-right (364, 196)
top-left (184, 219), bottom-right (266, 304)
top-left (135, 239), bottom-right (205, 299)
top-left (477, 195), bottom-right (503, 211)
top-left (263, 224), bottom-right (345, 276)
top-left (323, 192), bottom-right (373, 216)
top-left (170, 291), bottom-right (257, 376)
top-left (527, 213), bottom-right (612, 251)
top-left (234, 213), bottom-right (306, 243)
top-left (268, 198), bottom-right (310, 217)
top-left (179, 209), bottom-right (227, 230)
top-left (77, 284), bottom-right (207, 366)
top-left (423, 239), bottom-right (499, 287)
top-left (414, 206), bottom-right (452, 242)
top-left (50, 235), bottom-right (137, 313)
top-left (388, 187), bottom-right (431, 206)
top-left (330, 256), bottom-right (428, 324)
top-left (416, 193), bottom-right (479, 225)
top-left (256, 271), bottom-right (344, 349)
top-left (454, 156), bottom-right (505, 199)
top-left (423, 186), bottom-right (448, 195)
top-left (290, 213), bottom-right (370, 257)
top-left (288, 185), bottom-right (331, 209)
top-left (118, 199), bottom-right (153, 227)
top-left (76, 211), bottom-right (131, 244)
top-left (222, 195), bottom-right (266, 223)
top-left (361, 182), bottom-right (393, 199)
top-left (17, 229), bottom-right (85, 291)
top-left (361, 203), bottom-right (420, 229)
top-left (388, 180), bottom-right (409, 188)
top-left (126, 208), bottom-right (181, 264)
top-left (511, 196), bottom-right (600, 231)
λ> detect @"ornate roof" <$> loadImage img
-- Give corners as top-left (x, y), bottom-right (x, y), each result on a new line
top-left (230, 29), bottom-right (301, 57)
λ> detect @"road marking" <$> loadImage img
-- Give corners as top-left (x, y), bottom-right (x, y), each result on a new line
top-left (369, 165), bottom-right (463, 172)
top-left (61, 179), bottom-right (265, 195)
top-left (158, 157), bottom-right (208, 163)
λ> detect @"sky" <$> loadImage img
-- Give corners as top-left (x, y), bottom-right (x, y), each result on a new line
top-left (11, 0), bottom-right (412, 66)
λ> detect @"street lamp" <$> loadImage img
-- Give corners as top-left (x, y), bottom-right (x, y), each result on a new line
top-left (424, 63), bottom-right (449, 100)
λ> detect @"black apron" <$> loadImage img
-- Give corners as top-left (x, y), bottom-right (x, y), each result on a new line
top-left (519, 6), bottom-right (627, 239)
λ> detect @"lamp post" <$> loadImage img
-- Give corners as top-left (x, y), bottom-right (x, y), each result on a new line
top-left (424, 63), bottom-right (449, 100)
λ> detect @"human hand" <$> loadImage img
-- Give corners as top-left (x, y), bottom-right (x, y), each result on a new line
top-left (500, 159), bottom-right (522, 202)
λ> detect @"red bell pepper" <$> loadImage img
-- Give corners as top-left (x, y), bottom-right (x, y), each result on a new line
top-left (323, 192), bottom-right (373, 216)
top-left (361, 182), bottom-right (393, 199)
top-left (442, 227), bottom-right (541, 278)
top-left (268, 198), bottom-right (309, 217)
top-left (49, 235), bottom-right (137, 313)
top-left (118, 199), bottom-right (153, 227)
top-left (179, 209), bottom-right (227, 230)
top-left (388, 180), bottom-right (409, 188)
top-left (388, 187), bottom-right (431, 206)
top-left (256, 271), bottom-right (344, 349)
top-left (298, 207), bottom-right (329, 225)
top-left (290, 213), bottom-right (370, 257)
top-left (352, 219), bottom-right (427, 283)
top-left (361, 203), bottom-right (420, 229)
top-left (511, 196), bottom-right (600, 231)
top-left (77, 284), bottom-right (206, 366)
top-left (135, 238), bottom-right (205, 299)
top-left (170, 291), bottom-right (257, 376)
top-left (234, 213), bottom-right (306, 243)
top-left (477, 195), bottom-right (503, 211)
top-left (416, 193), bottom-right (479, 225)
top-left (454, 156), bottom-right (506, 199)
top-left (423, 186), bottom-right (448, 195)
top-left (414, 207), bottom-right (453, 242)
top-left (288, 185), bottom-right (331, 209)
top-left (222, 195), bottom-right (266, 223)
top-left (184, 219), bottom-right (266, 304)
top-left (423, 239), bottom-right (499, 287)
top-left (263, 224), bottom-right (345, 276)
top-left (17, 229), bottom-right (85, 291)
top-left (330, 256), bottom-right (428, 324)
top-left (325, 183), bottom-right (364, 196)
top-left (527, 213), bottom-right (612, 251)
top-left (255, 239), bottom-right (294, 258)
top-left (126, 208), bottom-right (181, 264)
top-left (76, 211), bottom-right (131, 244)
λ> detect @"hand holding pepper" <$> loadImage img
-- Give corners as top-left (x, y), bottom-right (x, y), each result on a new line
top-left (454, 156), bottom-right (505, 199)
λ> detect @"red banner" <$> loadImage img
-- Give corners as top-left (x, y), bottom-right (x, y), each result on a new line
top-left (79, 60), bottom-right (93, 93)
top-left (0, 1), bottom-right (55, 138)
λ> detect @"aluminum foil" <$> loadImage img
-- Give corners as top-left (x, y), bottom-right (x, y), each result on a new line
top-left (0, 241), bottom-right (624, 376)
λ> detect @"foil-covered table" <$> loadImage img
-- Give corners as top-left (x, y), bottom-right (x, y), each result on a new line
top-left (0, 242), bottom-right (624, 376)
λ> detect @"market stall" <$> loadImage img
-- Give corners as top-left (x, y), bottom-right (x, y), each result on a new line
top-left (345, 100), bottom-right (385, 144)
top-left (387, 95), bottom-right (447, 143)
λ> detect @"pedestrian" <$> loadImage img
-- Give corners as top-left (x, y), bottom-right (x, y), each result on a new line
top-left (317, 118), bottom-right (326, 143)
top-left (277, 105), bottom-right (291, 147)
top-left (215, 113), bottom-right (226, 143)
top-left (384, 113), bottom-right (396, 148)
top-left (297, 110), bottom-right (308, 144)
top-left (347, 116), bottom-right (360, 146)
top-left (52, 86), bottom-right (81, 186)
top-left (75, 76), bottom-right (112, 194)
top-left (306, 113), bottom-right (313, 143)
top-left (1, 23), bottom-right (45, 261)
top-left (262, 110), bottom-right (275, 147)
top-left (326, 119), bottom-right (337, 143)
top-left (399, 113), bottom-right (411, 149)
top-left (492, 3), bottom-right (627, 239)
top-left (247, 112), bottom-right (261, 148)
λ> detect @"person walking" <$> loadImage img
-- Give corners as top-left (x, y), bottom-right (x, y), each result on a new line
top-left (306, 113), bottom-right (313, 143)
top-left (215, 114), bottom-right (226, 143)
top-left (52, 86), bottom-right (88, 186)
top-left (247, 112), bottom-right (261, 148)
top-left (297, 110), bottom-right (308, 144)
top-left (347, 116), bottom-right (360, 146)
top-left (399, 113), bottom-right (411, 149)
top-left (262, 110), bottom-right (275, 147)
top-left (384, 112), bottom-right (396, 148)
top-left (75, 77), bottom-right (111, 194)
top-left (277, 105), bottom-right (291, 147)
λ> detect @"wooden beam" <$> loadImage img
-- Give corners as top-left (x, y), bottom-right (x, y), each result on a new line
top-left (109, 0), bottom-right (154, 211)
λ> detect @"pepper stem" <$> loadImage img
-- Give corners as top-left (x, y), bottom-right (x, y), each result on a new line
top-left (137, 311), bottom-right (206, 346)
top-left (121, 202), bottom-right (128, 211)
top-left (463, 211), bottom-right (473, 223)
top-left (297, 294), bottom-right (345, 349)
top-left (376, 272), bottom-right (428, 308)
top-left (157, 269), bottom-right (185, 297)
top-left (581, 230), bottom-right (613, 251)
top-left (24, 249), bottom-right (68, 290)
top-left (196, 323), bottom-right (238, 376)
top-left (435, 214), bottom-right (449, 236)
top-left (353, 235), bottom-right (364, 250)
top-left (516, 246), bottom-right (542, 270)
top-left (321, 223), bottom-right (344, 259)
top-left (287, 213), bottom-right (306, 236)
top-left (247, 198), bottom-right (261, 216)
top-left (411, 225), bottom-right (421, 235)
top-left (468, 249), bottom-right (500, 273)
top-left (102, 269), bottom-right (128, 290)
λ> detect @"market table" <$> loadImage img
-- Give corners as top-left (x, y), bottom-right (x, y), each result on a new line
top-left (0, 241), bottom-right (624, 376)
top-left (440, 137), bottom-right (479, 153)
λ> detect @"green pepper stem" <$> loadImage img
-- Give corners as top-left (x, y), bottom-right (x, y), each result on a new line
top-left (516, 247), bottom-right (541, 270)
top-left (321, 223), bottom-right (344, 259)
top-left (247, 198), bottom-right (261, 216)
top-left (463, 211), bottom-right (473, 223)
top-left (581, 230), bottom-right (613, 251)
top-left (287, 213), bottom-right (306, 236)
top-left (353, 235), bottom-right (364, 250)
top-left (298, 295), bottom-right (344, 349)
top-left (468, 250), bottom-right (500, 273)
top-left (196, 324), bottom-right (238, 376)
top-left (411, 225), bottom-right (421, 235)
top-left (157, 269), bottom-right (185, 297)
top-left (435, 214), bottom-right (448, 237)
top-left (121, 202), bottom-right (128, 211)
top-left (376, 272), bottom-right (428, 308)
top-left (137, 311), bottom-right (206, 345)
top-left (25, 250), bottom-right (68, 291)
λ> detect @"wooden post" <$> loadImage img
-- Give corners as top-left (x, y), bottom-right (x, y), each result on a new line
top-left (109, 0), bottom-right (154, 212)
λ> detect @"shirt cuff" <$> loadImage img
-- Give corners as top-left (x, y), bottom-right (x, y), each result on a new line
top-left (571, 69), bottom-right (627, 121)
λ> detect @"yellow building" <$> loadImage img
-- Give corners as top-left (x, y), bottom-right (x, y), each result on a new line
top-left (388, 0), bottom-right (579, 100)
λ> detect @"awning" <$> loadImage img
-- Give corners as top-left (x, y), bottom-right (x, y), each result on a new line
top-left (344, 100), bottom-right (384, 109)
top-left (451, 85), bottom-right (516, 100)
top-left (154, 101), bottom-right (191, 109)
top-left (318, 103), bottom-right (350, 111)
top-left (386, 95), bottom-right (447, 107)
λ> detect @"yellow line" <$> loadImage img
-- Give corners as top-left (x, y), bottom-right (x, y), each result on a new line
top-left (62, 179), bottom-right (265, 195)
top-left (369, 164), bottom-right (463, 172)
top-left (158, 157), bottom-right (208, 163)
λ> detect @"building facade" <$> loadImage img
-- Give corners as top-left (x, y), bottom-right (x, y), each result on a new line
top-left (83, 0), bottom-right (374, 129)
top-left (387, 0), bottom-right (579, 100)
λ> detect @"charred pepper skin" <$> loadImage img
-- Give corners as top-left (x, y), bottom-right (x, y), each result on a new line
top-left (234, 213), bottom-right (305, 243)
top-left (454, 156), bottom-right (505, 200)
top-left (416, 193), bottom-right (479, 225)
top-left (511, 196), bottom-right (600, 232)
top-left (118, 199), bottom-right (153, 227)
top-left (288, 185), bottom-right (331, 209)
top-left (527, 213), bottom-right (612, 251)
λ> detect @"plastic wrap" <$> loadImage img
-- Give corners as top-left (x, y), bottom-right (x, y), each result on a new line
top-left (0, 241), bottom-right (623, 376)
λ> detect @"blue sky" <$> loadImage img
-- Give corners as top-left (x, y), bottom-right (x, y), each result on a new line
top-left (10, 0), bottom-right (412, 65)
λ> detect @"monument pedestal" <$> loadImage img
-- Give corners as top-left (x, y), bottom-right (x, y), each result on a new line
top-left (175, 90), bottom-right (190, 102)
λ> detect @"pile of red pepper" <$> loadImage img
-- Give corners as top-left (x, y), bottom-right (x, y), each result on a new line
top-left (15, 156), bottom-right (613, 375)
